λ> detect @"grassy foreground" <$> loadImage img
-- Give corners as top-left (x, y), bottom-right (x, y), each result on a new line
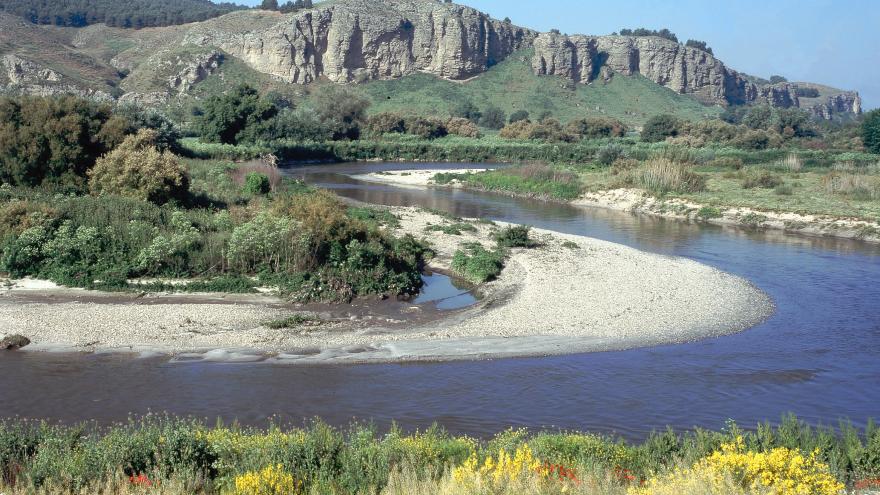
top-left (0, 415), bottom-right (878, 494)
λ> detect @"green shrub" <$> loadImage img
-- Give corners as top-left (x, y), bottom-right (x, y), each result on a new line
top-left (451, 244), bottom-right (505, 283)
top-left (566, 117), bottom-right (627, 139)
top-left (494, 225), bottom-right (534, 248)
top-left (596, 142), bottom-right (626, 166)
top-left (88, 129), bottom-right (190, 204)
top-left (774, 184), bottom-right (794, 196)
top-left (863, 109), bottom-right (880, 154)
top-left (196, 84), bottom-right (277, 145)
top-left (641, 114), bottom-right (680, 142)
top-left (508, 110), bottom-right (530, 124)
top-left (741, 171), bottom-right (783, 189)
top-left (264, 314), bottom-right (319, 329)
top-left (243, 172), bottom-right (271, 195)
top-left (404, 117), bottom-right (448, 139)
top-left (0, 95), bottom-right (130, 187)
top-left (479, 105), bottom-right (507, 130)
top-left (424, 222), bottom-right (477, 235)
top-left (696, 206), bottom-right (723, 219)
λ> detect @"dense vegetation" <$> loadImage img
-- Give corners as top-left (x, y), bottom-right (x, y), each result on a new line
top-left (864, 109), bottom-right (880, 154)
top-left (0, 94), bottom-right (428, 302)
top-left (617, 28), bottom-right (679, 43)
top-left (0, 415), bottom-right (876, 494)
top-left (0, 0), bottom-right (244, 28)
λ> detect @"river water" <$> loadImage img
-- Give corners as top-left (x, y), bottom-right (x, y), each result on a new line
top-left (1, 162), bottom-right (878, 440)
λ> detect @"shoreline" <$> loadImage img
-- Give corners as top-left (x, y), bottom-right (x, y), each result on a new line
top-left (1, 206), bottom-right (773, 363)
top-left (353, 169), bottom-right (880, 244)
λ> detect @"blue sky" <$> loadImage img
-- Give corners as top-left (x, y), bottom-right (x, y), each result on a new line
top-left (238, 0), bottom-right (879, 109)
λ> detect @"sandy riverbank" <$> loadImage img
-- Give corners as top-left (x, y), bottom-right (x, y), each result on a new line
top-left (0, 206), bottom-right (772, 363)
top-left (353, 169), bottom-right (880, 244)
top-left (576, 188), bottom-right (880, 244)
top-left (350, 168), bottom-right (484, 187)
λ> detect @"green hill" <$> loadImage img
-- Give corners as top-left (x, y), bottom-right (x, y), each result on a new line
top-left (359, 50), bottom-right (722, 128)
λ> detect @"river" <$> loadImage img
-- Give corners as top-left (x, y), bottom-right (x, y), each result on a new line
top-left (1, 162), bottom-right (878, 440)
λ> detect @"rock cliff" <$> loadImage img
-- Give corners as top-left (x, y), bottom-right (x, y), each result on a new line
top-left (185, 0), bottom-right (536, 84)
top-left (532, 32), bottom-right (861, 119)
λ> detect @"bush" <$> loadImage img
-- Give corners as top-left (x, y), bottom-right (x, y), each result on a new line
top-left (261, 107), bottom-right (334, 142)
top-left (0, 95), bottom-right (129, 187)
top-left (310, 85), bottom-right (370, 140)
top-left (451, 244), bottom-right (505, 283)
top-left (863, 109), bottom-right (880, 154)
top-left (509, 110), bottom-right (530, 124)
top-left (404, 117), bottom-right (448, 139)
top-left (445, 118), bottom-right (482, 138)
top-left (451, 100), bottom-right (482, 123)
top-left (596, 142), bottom-right (626, 166)
top-left (243, 173), bottom-right (271, 195)
top-left (741, 170), bottom-right (783, 189)
top-left (366, 112), bottom-right (406, 136)
top-left (479, 105), bottom-right (507, 130)
top-left (631, 158), bottom-right (706, 193)
top-left (734, 129), bottom-right (783, 150)
top-left (685, 39), bottom-right (713, 54)
top-left (566, 117), bottom-right (627, 139)
top-left (494, 225), bottom-right (534, 248)
top-left (196, 84), bottom-right (278, 145)
top-left (641, 115), bottom-right (680, 142)
top-left (88, 129), bottom-right (189, 205)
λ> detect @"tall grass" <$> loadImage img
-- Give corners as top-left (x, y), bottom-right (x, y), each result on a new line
top-left (631, 159), bottom-right (707, 194)
top-left (434, 164), bottom-right (583, 200)
top-left (822, 172), bottom-right (880, 200)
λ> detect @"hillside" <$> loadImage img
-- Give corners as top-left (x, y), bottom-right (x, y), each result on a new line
top-left (0, 0), bottom-right (244, 28)
top-left (0, 0), bottom-right (863, 122)
top-left (360, 50), bottom-right (721, 127)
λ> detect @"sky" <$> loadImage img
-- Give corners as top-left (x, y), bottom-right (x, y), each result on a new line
top-left (237, 0), bottom-right (879, 109)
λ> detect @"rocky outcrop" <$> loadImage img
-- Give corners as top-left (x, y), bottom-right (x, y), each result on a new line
top-left (2, 54), bottom-right (62, 85)
top-left (805, 92), bottom-right (862, 120)
top-left (185, 0), bottom-right (536, 84)
top-left (531, 32), bottom-right (861, 119)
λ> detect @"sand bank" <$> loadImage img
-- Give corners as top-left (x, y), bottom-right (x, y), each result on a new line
top-left (0, 206), bottom-right (772, 363)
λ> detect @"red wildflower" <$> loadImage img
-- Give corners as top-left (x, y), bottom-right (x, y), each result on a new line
top-left (129, 473), bottom-right (153, 487)
top-left (855, 479), bottom-right (880, 490)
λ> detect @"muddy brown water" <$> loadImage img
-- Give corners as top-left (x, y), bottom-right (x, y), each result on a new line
top-left (1, 162), bottom-right (878, 440)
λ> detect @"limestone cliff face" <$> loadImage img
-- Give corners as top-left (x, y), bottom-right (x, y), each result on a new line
top-left (531, 32), bottom-right (860, 119)
top-left (185, 0), bottom-right (536, 84)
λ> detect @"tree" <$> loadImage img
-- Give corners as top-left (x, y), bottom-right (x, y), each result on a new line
top-left (775, 108), bottom-right (814, 138)
top-left (685, 39), bottom-right (713, 55)
top-left (452, 100), bottom-right (482, 123)
top-left (310, 85), bottom-right (370, 140)
top-left (769, 75), bottom-right (788, 84)
top-left (743, 106), bottom-right (774, 130)
top-left (863, 110), bottom-right (880, 154)
top-left (88, 129), bottom-right (189, 204)
top-left (0, 95), bottom-right (129, 187)
top-left (566, 117), bottom-right (627, 139)
top-left (509, 110), bottom-right (530, 124)
top-left (196, 85), bottom-right (277, 145)
top-left (641, 114), bottom-right (680, 142)
top-left (480, 105), bottom-right (507, 130)
top-left (0, 0), bottom-right (244, 28)
top-left (260, 0), bottom-right (279, 10)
